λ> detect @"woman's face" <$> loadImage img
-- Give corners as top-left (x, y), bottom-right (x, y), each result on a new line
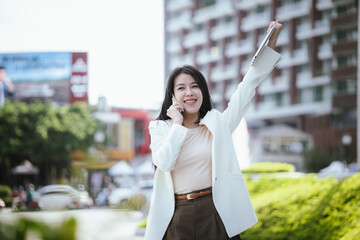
top-left (173, 73), bottom-right (203, 116)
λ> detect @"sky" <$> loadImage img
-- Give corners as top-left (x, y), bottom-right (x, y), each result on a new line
top-left (0, 0), bottom-right (165, 109)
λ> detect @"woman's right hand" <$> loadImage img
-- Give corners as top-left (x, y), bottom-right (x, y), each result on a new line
top-left (267, 20), bottom-right (283, 49)
top-left (166, 96), bottom-right (184, 124)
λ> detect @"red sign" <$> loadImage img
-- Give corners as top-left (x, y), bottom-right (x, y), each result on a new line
top-left (70, 52), bottom-right (88, 103)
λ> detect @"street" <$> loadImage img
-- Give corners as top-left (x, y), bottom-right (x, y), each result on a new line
top-left (0, 207), bottom-right (145, 240)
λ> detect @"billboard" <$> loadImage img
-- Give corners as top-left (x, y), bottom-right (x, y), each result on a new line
top-left (0, 52), bottom-right (88, 104)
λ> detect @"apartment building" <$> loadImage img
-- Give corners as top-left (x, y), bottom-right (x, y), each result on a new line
top-left (164, 0), bottom-right (358, 163)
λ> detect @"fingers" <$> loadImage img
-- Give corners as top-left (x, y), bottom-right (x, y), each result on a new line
top-left (267, 19), bottom-right (282, 32)
top-left (173, 103), bottom-right (184, 113)
top-left (172, 96), bottom-right (184, 112)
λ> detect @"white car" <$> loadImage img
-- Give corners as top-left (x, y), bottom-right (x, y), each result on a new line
top-left (37, 185), bottom-right (93, 210)
top-left (107, 187), bottom-right (134, 207)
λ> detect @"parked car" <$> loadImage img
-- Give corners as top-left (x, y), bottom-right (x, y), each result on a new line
top-left (107, 187), bottom-right (134, 208)
top-left (37, 185), bottom-right (93, 210)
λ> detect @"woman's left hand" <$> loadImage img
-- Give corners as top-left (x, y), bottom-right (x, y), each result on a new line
top-left (267, 20), bottom-right (283, 50)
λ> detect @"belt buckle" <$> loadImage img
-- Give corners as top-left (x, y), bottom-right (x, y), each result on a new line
top-left (186, 193), bottom-right (195, 200)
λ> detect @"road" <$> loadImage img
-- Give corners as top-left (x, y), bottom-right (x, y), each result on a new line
top-left (0, 207), bottom-right (145, 240)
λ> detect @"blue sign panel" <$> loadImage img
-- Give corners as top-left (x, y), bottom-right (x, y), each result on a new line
top-left (0, 52), bottom-right (72, 82)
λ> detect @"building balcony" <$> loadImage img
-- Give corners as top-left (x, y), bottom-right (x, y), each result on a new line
top-left (167, 0), bottom-right (193, 12)
top-left (331, 11), bottom-right (358, 29)
top-left (276, 29), bottom-right (289, 46)
top-left (277, 48), bottom-right (309, 68)
top-left (170, 53), bottom-right (194, 69)
top-left (211, 62), bottom-right (238, 82)
top-left (332, 65), bottom-right (357, 80)
top-left (225, 39), bottom-right (254, 58)
top-left (318, 42), bottom-right (332, 60)
top-left (332, 40), bottom-right (358, 54)
top-left (166, 11), bottom-right (192, 33)
top-left (313, 19), bottom-right (331, 36)
top-left (245, 101), bottom-right (332, 122)
top-left (193, 0), bottom-right (234, 24)
top-left (241, 12), bottom-right (270, 32)
top-left (295, 22), bottom-right (312, 40)
top-left (296, 74), bottom-right (331, 89)
top-left (258, 75), bottom-right (289, 95)
top-left (240, 57), bottom-right (252, 75)
top-left (276, 0), bottom-right (311, 21)
top-left (295, 19), bottom-right (330, 40)
top-left (332, 93), bottom-right (357, 108)
top-left (166, 38), bottom-right (182, 53)
top-left (183, 30), bottom-right (207, 48)
top-left (234, 0), bottom-right (272, 10)
top-left (316, 0), bottom-right (333, 11)
top-left (225, 81), bottom-right (239, 100)
top-left (210, 21), bottom-right (237, 41)
top-left (196, 47), bottom-right (222, 65)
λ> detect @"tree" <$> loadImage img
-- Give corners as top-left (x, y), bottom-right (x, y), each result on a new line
top-left (0, 101), bottom-right (97, 185)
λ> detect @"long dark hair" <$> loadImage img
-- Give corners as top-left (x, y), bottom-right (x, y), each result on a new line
top-left (157, 65), bottom-right (213, 121)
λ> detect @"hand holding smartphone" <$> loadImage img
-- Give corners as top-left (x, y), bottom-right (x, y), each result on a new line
top-left (172, 94), bottom-right (184, 113)
top-left (251, 26), bottom-right (275, 66)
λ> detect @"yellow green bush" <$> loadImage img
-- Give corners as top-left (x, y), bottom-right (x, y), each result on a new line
top-left (242, 162), bottom-right (295, 173)
top-left (0, 217), bottom-right (76, 240)
top-left (241, 173), bottom-right (360, 240)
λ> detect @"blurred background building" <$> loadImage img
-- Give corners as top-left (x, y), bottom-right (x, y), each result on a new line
top-left (163, 0), bottom-right (358, 168)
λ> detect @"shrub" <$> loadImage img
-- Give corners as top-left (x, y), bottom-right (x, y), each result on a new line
top-left (0, 217), bottom-right (77, 240)
top-left (302, 147), bottom-right (332, 172)
top-left (241, 173), bottom-right (360, 240)
top-left (0, 185), bottom-right (11, 198)
top-left (242, 162), bottom-right (295, 174)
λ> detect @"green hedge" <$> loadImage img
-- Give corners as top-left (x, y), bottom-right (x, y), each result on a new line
top-left (241, 173), bottom-right (360, 240)
top-left (0, 185), bottom-right (11, 198)
top-left (242, 162), bottom-right (295, 173)
top-left (0, 217), bottom-right (76, 240)
top-left (0, 185), bottom-right (13, 207)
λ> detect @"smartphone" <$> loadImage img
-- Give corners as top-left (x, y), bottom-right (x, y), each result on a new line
top-left (251, 26), bottom-right (275, 66)
top-left (172, 94), bottom-right (184, 113)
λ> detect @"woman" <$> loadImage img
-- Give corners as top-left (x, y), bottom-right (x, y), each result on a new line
top-left (145, 20), bottom-right (283, 240)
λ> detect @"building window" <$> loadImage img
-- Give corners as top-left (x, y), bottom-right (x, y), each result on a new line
top-left (336, 30), bottom-right (347, 41)
top-left (334, 81), bottom-right (347, 93)
top-left (195, 24), bottom-right (203, 31)
top-left (334, 79), bottom-right (357, 94)
top-left (199, 0), bottom-right (215, 8)
top-left (224, 15), bottom-right (232, 23)
top-left (336, 56), bottom-right (347, 67)
top-left (313, 86), bottom-right (323, 102)
top-left (256, 5), bottom-right (265, 13)
top-left (275, 93), bottom-right (283, 106)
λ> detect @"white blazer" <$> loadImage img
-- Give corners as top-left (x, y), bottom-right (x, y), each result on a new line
top-left (145, 46), bottom-right (281, 240)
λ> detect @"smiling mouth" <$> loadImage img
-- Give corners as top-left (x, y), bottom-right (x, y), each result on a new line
top-left (184, 99), bottom-right (196, 103)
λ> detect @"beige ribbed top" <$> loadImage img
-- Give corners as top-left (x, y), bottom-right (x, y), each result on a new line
top-left (171, 125), bottom-right (213, 194)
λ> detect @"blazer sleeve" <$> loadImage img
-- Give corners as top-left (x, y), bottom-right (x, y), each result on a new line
top-left (222, 46), bottom-right (281, 133)
top-left (149, 121), bottom-right (189, 172)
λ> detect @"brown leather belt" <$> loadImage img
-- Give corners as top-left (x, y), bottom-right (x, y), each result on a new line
top-left (175, 189), bottom-right (212, 200)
